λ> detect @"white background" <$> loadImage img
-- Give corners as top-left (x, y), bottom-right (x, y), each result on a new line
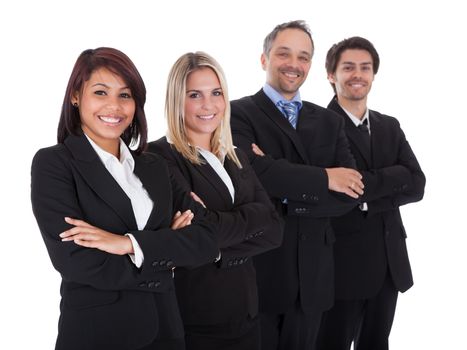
top-left (1, 0), bottom-right (465, 348)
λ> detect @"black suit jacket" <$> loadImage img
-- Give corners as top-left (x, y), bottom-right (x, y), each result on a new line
top-left (31, 134), bottom-right (220, 350)
top-left (148, 139), bottom-right (283, 328)
top-left (327, 98), bottom-right (425, 299)
top-left (230, 89), bottom-right (358, 313)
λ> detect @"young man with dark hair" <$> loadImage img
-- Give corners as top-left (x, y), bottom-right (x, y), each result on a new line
top-left (317, 36), bottom-right (425, 350)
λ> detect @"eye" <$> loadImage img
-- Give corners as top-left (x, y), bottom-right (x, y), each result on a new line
top-left (120, 92), bottom-right (133, 99)
top-left (343, 66), bottom-right (353, 71)
top-left (299, 56), bottom-right (310, 63)
top-left (213, 90), bottom-right (223, 96)
top-left (94, 90), bottom-right (107, 96)
top-left (188, 92), bottom-right (200, 98)
top-left (277, 52), bottom-right (289, 58)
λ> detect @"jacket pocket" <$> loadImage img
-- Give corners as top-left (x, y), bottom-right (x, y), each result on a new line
top-left (64, 285), bottom-right (120, 310)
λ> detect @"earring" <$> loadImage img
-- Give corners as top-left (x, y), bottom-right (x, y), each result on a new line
top-left (73, 102), bottom-right (78, 107)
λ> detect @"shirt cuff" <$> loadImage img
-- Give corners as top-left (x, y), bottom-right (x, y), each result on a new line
top-left (125, 233), bottom-right (144, 268)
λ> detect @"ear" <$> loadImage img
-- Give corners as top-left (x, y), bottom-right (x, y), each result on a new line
top-left (71, 91), bottom-right (80, 105)
top-left (327, 73), bottom-right (336, 84)
top-left (260, 53), bottom-right (267, 71)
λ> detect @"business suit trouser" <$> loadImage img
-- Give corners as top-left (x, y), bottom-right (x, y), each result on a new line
top-left (316, 272), bottom-right (398, 350)
top-left (260, 298), bottom-right (322, 350)
top-left (183, 316), bottom-right (260, 350)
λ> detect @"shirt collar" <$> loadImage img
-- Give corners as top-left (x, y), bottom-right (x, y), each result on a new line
top-left (85, 134), bottom-right (135, 171)
top-left (263, 83), bottom-right (303, 109)
top-left (166, 134), bottom-right (227, 164)
top-left (340, 105), bottom-right (370, 129)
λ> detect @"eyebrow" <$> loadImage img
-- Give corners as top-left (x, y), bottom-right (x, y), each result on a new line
top-left (91, 83), bottom-right (130, 89)
top-left (276, 46), bottom-right (311, 57)
top-left (342, 61), bottom-right (372, 65)
top-left (186, 87), bottom-right (222, 93)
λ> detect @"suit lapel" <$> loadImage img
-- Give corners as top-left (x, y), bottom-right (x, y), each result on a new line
top-left (253, 90), bottom-right (309, 164)
top-left (133, 154), bottom-right (171, 229)
top-left (328, 98), bottom-right (372, 168)
top-left (194, 156), bottom-right (234, 206)
top-left (65, 135), bottom-right (138, 230)
top-left (367, 111), bottom-right (383, 168)
top-left (224, 156), bottom-right (242, 205)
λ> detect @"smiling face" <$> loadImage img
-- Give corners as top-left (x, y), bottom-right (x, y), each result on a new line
top-left (72, 67), bottom-right (135, 155)
top-left (328, 49), bottom-right (375, 103)
top-left (261, 28), bottom-right (313, 100)
top-left (183, 67), bottom-right (225, 150)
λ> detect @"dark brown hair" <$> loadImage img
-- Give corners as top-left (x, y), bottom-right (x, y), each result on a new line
top-left (57, 47), bottom-right (148, 153)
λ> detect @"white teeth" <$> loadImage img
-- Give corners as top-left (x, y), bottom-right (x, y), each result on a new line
top-left (284, 72), bottom-right (299, 78)
top-left (198, 114), bottom-right (215, 120)
top-left (99, 116), bottom-right (121, 124)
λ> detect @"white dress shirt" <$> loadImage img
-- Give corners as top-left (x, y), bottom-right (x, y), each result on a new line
top-left (86, 135), bottom-right (152, 267)
top-left (197, 148), bottom-right (235, 203)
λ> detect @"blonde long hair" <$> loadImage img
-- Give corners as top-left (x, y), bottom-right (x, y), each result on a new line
top-left (165, 51), bottom-right (241, 168)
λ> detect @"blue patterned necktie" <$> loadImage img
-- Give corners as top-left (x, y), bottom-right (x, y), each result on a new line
top-left (277, 100), bottom-right (299, 129)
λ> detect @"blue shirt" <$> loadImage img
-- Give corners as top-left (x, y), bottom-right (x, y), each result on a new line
top-left (262, 83), bottom-right (303, 118)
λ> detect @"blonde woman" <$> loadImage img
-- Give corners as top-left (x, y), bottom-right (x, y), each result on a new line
top-left (148, 52), bottom-right (283, 350)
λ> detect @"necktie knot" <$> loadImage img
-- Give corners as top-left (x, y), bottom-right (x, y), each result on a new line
top-left (358, 118), bottom-right (369, 133)
top-left (277, 100), bottom-right (299, 128)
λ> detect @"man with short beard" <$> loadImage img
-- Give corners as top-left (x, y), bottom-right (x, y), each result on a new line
top-left (316, 36), bottom-right (425, 350)
top-left (230, 21), bottom-right (365, 350)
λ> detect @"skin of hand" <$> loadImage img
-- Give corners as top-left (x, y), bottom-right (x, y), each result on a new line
top-left (325, 167), bottom-right (364, 198)
top-left (252, 143), bottom-right (265, 156)
top-left (190, 192), bottom-right (206, 208)
top-left (171, 210), bottom-right (194, 229)
top-left (60, 217), bottom-right (134, 255)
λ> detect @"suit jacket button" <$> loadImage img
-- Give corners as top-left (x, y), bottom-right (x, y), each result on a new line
top-left (151, 261), bottom-right (159, 267)
top-left (154, 281), bottom-right (161, 288)
top-left (139, 282), bottom-right (147, 288)
top-left (313, 196), bottom-right (319, 201)
top-left (228, 260), bottom-right (233, 267)
top-left (385, 230), bottom-right (390, 237)
top-left (300, 234), bottom-right (307, 241)
top-left (159, 259), bottom-right (167, 266)
top-left (166, 260), bottom-right (174, 268)
top-left (302, 194), bottom-right (308, 200)
top-left (148, 281), bottom-right (155, 288)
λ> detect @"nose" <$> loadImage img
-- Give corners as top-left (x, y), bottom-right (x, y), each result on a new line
top-left (353, 67), bottom-right (363, 79)
top-left (201, 96), bottom-right (214, 110)
top-left (106, 95), bottom-right (122, 111)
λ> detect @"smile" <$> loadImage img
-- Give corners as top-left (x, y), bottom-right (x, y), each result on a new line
top-left (283, 72), bottom-right (300, 78)
top-left (197, 114), bottom-right (215, 120)
top-left (98, 115), bottom-right (124, 124)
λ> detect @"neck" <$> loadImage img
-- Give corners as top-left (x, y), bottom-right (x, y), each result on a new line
top-left (91, 137), bottom-right (120, 158)
top-left (188, 133), bottom-right (212, 152)
top-left (337, 96), bottom-right (367, 120)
